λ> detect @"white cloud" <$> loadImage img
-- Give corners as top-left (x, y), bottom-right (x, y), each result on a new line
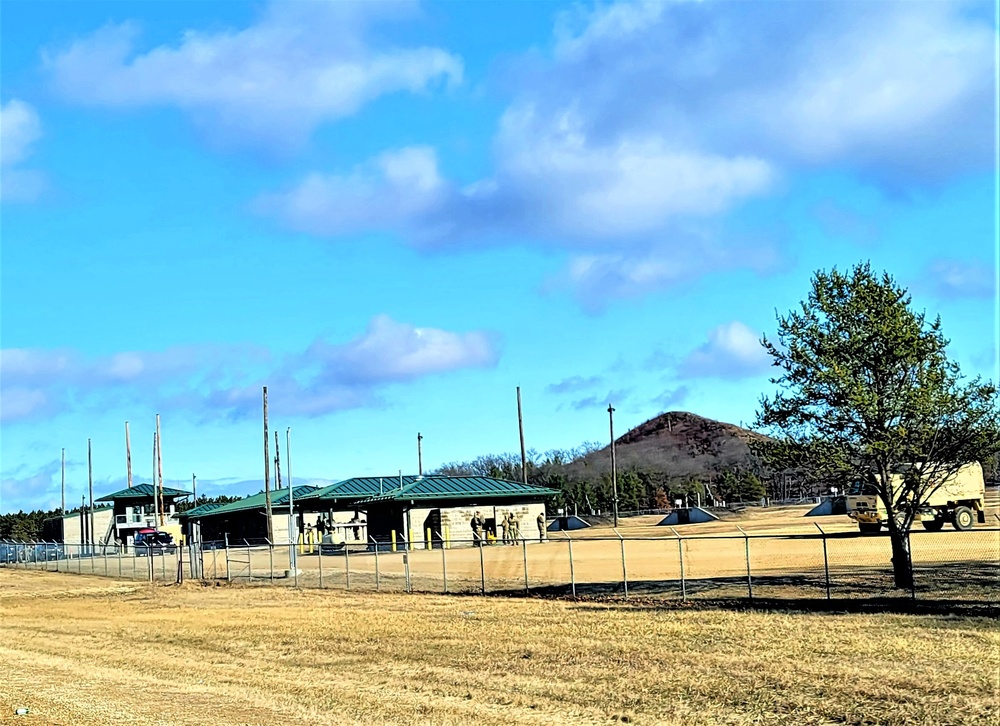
top-left (259, 146), bottom-right (446, 236)
top-left (261, 0), bottom-right (990, 310)
top-left (920, 258), bottom-right (994, 300)
top-left (1, 318), bottom-right (499, 423)
top-left (0, 99), bottom-right (45, 203)
top-left (303, 315), bottom-right (499, 385)
top-left (43, 3), bottom-right (462, 145)
top-left (678, 321), bottom-right (771, 379)
top-left (0, 99), bottom-right (40, 167)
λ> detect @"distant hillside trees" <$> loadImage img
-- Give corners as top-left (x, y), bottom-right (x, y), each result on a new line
top-left (1, 509), bottom-right (62, 541)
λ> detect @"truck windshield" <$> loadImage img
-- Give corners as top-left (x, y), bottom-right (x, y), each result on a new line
top-left (848, 480), bottom-right (878, 496)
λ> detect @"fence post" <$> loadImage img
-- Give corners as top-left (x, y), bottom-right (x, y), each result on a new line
top-left (371, 536), bottom-right (380, 592)
top-left (404, 548), bottom-right (412, 594)
top-left (615, 529), bottom-right (628, 599)
top-left (479, 539), bottom-right (486, 595)
top-left (671, 528), bottom-right (686, 601)
top-left (567, 534), bottom-right (576, 598)
top-left (522, 537), bottom-right (529, 594)
top-left (267, 539), bottom-right (274, 583)
top-left (225, 535), bottom-right (231, 583)
top-left (78, 545), bottom-right (83, 575)
top-left (117, 546), bottom-right (122, 579)
top-left (147, 544), bottom-right (153, 582)
top-left (293, 544), bottom-right (299, 588)
top-left (345, 541), bottom-right (351, 591)
top-left (737, 526), bottom-right (752, 600)
top-left (440, 531), bottom-right (448, 594)
top-left (318, 538), bottom-right (324, 589)
top-left (213, 547), bottom-right (218, 581)
top-left (103, 547), bottom-right (108, 577)
top-left (815, 523), bottom-right (831, 600)
top-left (177, 543), bottom-right (184, 585)
top-left (246, 544), bottom-right (252, 582)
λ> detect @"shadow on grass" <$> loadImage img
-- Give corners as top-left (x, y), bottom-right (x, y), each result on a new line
top-left (488, 562), bottom-right (1000, 617)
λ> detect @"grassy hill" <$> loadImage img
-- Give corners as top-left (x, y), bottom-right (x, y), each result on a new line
top-left (564, 410), bottom-right (769, 484)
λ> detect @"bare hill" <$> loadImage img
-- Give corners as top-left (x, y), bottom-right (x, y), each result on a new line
top-left (567, 411), bottom-right (769, 482)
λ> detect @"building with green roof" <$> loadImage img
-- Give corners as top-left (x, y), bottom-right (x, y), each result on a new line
top-left (93, 482), bottom-right (192, 548)
top-left (358, 475), bottom-right (558, 549)
top-left (179, 485), bottom-right (317, 544)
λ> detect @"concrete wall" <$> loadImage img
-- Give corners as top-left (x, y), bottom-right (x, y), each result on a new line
top-left (61, 508), bottom-right (114, 547)
top-left (404, 501), bottom-right (546, 548)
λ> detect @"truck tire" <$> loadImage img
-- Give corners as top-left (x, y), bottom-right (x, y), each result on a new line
top-left (952, 506), bottom-right (974, 531)
top-left (858, 522), bottom-right (881, 534)
top-left (921, 520), bottom-right (944, 532)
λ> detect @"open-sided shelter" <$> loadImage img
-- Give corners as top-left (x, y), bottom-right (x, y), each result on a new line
top-left (179, 485), bottom-right (317, 544)
top-left (358, 476), bottom-right (558, 549)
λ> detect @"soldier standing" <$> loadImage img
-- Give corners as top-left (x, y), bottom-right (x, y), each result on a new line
top-left (537, 512), bottom-right (546, 543)
top-left (500, 513), bottom-right (511, 545)
top-left (471, 511), bottom-right (484, 547)
top-left (509, 513), bottom-right (520, 544)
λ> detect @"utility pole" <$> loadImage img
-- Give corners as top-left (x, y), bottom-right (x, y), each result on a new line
top-left (287, 427), bottom-right (296, 570)
top-left (517, 386), bottom-right (527, 485)
top-left (61, 447), bottom-right (67, 544)
top-left (274, 431), bottom-right (283, 490)
top-left (608, 404), bottom-right (619, 528)
top-left (60, 448), bottom-right (66, 514)
top-left (87, 438), bottom-right (94, 552)
top-left (125, 421), bottom-right (132, 488)
top-left (155, 414), bottom-right (164, 526)
top-left (262, 387), bottom-right (273, 542)
top-left (192, 473), bottom-right (197, 503)
top-left (417, 433), bottom-right (423, 476)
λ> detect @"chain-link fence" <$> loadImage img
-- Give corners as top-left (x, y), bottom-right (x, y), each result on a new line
top-left (3, 527), bottom-right (998, 602)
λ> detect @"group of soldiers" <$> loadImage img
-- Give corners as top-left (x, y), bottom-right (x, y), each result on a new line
top-left (470, 510), bottom-right (547, 546)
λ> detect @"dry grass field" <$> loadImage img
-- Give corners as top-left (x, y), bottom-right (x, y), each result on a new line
top-left (1, 569), bottom-right (998, 726)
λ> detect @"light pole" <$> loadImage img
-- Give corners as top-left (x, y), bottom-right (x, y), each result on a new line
top-left (608, 404), bottom-right (619, 528)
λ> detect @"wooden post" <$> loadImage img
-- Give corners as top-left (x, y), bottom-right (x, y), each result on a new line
top-left (156, 414), bottom-right (165, 526)
top-left (517, 387), bottom-right (527, 485)
top-left (125, 421), bottom-right (132, 488)
top-left (263, 387), bottom-right (273, 542)
top-left (87, 439), bottom-right (94, 553)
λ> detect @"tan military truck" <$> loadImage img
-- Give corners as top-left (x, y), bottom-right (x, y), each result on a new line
top-left (846, 462), bottom-right (986, 534)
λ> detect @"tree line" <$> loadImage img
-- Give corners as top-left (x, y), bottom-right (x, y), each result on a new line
top-left (432, 448), bottom-right (767, 515)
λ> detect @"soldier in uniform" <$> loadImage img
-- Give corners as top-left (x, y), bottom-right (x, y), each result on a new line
top-left (500, 512), bottom-right (511, 545)
top-left (471, 511), bottom-right (484, 547)
top-left (509, 512), bottom-right (520, 544)
top-left (537, 512), bottom-right (546, 543)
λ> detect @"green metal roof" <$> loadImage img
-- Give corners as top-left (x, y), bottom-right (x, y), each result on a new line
top-left (188, 485), bottom-right (318, 519)
top-left (298, 476), bottom-right (419, 503)
top-left (177, 501), bottom-right (229, 519)
top-left (96, 483), bottom-right (192, 502)
top-left (360, 476), bottom-right (558, 504)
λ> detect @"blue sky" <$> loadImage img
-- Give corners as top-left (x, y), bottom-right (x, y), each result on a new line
top-left (1, 0), bottom-right (997, 513)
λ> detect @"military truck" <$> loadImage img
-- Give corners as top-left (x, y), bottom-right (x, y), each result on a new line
top-left (846, 462), bottom-right (986, 533)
